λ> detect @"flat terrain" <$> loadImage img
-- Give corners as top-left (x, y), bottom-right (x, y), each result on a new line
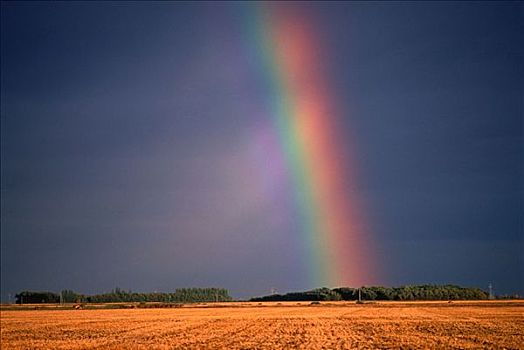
top-left (1, 301), bottom-right (523, 349)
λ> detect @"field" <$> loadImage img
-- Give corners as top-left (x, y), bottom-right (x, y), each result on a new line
top-left (1, 301), bottom-right (523, 349)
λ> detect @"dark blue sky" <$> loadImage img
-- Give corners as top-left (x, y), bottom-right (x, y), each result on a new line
top-left (1, 1), bottom-right (522, 301)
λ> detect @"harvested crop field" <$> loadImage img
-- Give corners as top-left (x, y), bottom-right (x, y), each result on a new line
top-left (1, 301), bottom-right (523, 349)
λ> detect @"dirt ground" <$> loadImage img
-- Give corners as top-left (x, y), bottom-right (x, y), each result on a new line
top-left (1, 300), bottom-right (522, 349)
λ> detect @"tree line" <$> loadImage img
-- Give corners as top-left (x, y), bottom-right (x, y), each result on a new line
top-left (15, 287), bottom-right (232, 304)
top-left (250, 285), bottom-right (489, 302)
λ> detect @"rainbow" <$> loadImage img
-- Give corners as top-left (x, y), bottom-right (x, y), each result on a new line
top-left (244, 4), bottom-right (376, 288)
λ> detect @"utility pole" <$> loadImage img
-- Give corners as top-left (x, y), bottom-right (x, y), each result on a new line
top-left (358, 288), bottom-right (362, 303)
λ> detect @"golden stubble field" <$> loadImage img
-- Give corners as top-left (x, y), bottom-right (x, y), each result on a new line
top-left (1, 301), bottom-right (523, 349)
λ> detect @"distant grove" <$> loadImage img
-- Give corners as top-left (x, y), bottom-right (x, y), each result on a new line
top-left (15, 288), bottom-right (232, 304)
top-left (14, 285), bottom-right (493, 304)
top-left (250, 285), bottom-right (490, 302)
